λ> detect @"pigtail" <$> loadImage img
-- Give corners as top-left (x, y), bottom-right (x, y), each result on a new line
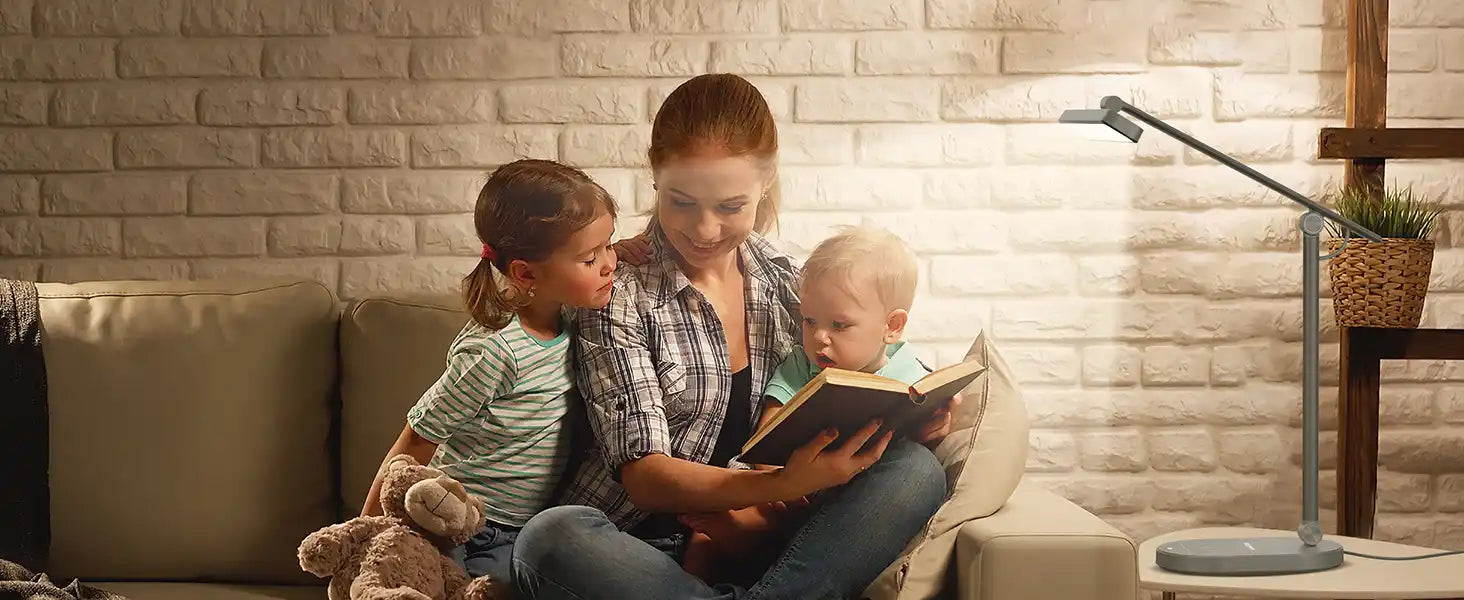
top-left (461, 258), bottom-right (523, 331)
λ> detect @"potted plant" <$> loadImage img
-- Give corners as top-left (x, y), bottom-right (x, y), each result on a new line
top-left (1323, 182), bottom-right (1445, 329)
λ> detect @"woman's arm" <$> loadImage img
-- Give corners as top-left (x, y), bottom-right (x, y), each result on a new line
top-left (360, 424), bottom-right (438, 516)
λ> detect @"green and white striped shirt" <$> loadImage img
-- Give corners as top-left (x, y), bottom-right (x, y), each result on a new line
top-left (406, 315), bottom-right (577, 527)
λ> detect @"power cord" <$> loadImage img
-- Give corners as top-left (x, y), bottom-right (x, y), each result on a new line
top-left (1344, 548), bottom-right (1464, 561)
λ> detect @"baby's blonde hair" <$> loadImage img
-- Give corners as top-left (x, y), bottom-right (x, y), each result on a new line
top-left (799, 225), bottom-right (918, 312)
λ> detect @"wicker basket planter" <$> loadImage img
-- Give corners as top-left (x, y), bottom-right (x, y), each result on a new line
top-left (1325, 237), bottom-right (1435, 328)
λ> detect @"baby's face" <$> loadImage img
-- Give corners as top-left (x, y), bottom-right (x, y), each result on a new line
top-left (798, 274), bottom-right (901, 374)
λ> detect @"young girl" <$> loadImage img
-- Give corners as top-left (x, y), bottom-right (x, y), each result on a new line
top-left (360, 158), bottom-right (619, 585)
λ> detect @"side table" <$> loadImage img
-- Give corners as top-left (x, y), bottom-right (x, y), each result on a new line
top-left (1140, 527), bottom-right (1464, 599)
top-left (1337, 327), bottom-right (1464, 539)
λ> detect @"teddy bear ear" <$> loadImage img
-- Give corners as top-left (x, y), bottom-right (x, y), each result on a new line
top-left (387, 454), bottom-right (420, 470)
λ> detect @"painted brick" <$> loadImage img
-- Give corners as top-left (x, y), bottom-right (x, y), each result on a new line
top-left (0, 0), bottom-right (30, 32)
top-left (1147, 429), bottom-right (1218, 472)
top-left (1389, 74), bottom-right (1464, 119)
top-left (1148, 26), bottom-right (1242, 65)
top-left (930, 254), bottom-right (1073, 296)
top-left (200, 84), bottom-right (345, 126)
top-left (0, 39), bottom-right (114, 80)
top-left (779, 168), bottom-right (921, 211)
top-left (119, 39), bottom-right (261, 78)
top-left (563, 36), bottom-right (709, 77)
top-left (926, 0), bottom-right (1080, 30)
top-left (1142, 345), bottom-right (1211, 386)
top-left (712, 37), bottom-right (852, 75)
top-left (484, 0), bottom-right (631, 33)
top-left (0, 130), bottom-right (111, 172)
top-left (1034, 475), bottom-right (1153, 515)
top-left (262, 129), bottom-right (405, 168)
top-left (1002, 345), bottom-right (1080, 384)
top-left (337, 0), bottom-right (481, 36)
top-left (778, 125), bottom-right (855, 165)
top-left (264, 39), bottom-right (409, 79)
top-left (2, 217), bottom-right (119, 256)
top-left (0, 177), bottom-right (39, 215)
top-left (941, 76), bottom-right (1086, 122)
top-left (1078, 255), bottom-right (1140, 296)
top-left (1005, 123), bottom-right (1177, 166)
top-left (340, 256), bottom-right (478, 298)
top-left (409, 38), bottom-right (560, 80)
top-left (190, 171), bottom-right (337, 215)
top-left (123, 216), bottom-right (265, 257)
top-left (782, 0), bottom-right (921, 31)
top-left (341, 216), bottom-right (414, 255)
top-left (184, 0), bottom-right (332, 35)
top-left (116, 129), bottom-right (256, 169)
top-left (631, 0), bottom-right (778, 33)
top-left (1210, 344), bottom-right (1256, 386)
top-left (191, 258), bottom-right (336, 288)
top-left (342, 172), bottom-right (481, 214)
top-left (411, 126), bottom-right (559, 168)
top-left (562, 126), bottom-right (650, 168)
top-left (858, 124), bottom-right (1002, 166)
top-left (1214, 71), bottom-right (1346, 120)
top-left (1082, 344), bottom-right (1143, 387)
top-left (1151, 475), bottom-right (1271, 524)
top-left (501, 83), bottom-right (645, 124)
top-left (53, 84), bottom-right (197, 126)
top-left (266, 216), bottom-right (339, 256)
top-left (36, 0), bottom-right (182, 34)
top-left (1079, 430), bottom-right (1148, 472)
top-left (1027, 430), bottom-right (1078, 472)
top-left (795, 78), bottom-right (939, 122)
top-left (1003, 31), bottom-right (1148, 74)
top-left (43, 258), bottom-right (187, 282)
top-left (1390, 0), bottom-right (1464, 27)
top-left (857, 32), bottom-right (999, 75)
top-left (416, 215), bottom-right (478, 256)
top-left (350, 84), bottom-right (493, 124)
top-left (42, 174), bottom-right (186, 215)
top-left (1446, 32), bottom-right (1464, 71)
top-left (0, 85), bottom-right (48, 126)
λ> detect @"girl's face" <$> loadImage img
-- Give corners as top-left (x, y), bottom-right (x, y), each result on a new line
top-left (653, 152), bottom-right (767, 271)
top-left (522, 211), bottom-right (618, 309)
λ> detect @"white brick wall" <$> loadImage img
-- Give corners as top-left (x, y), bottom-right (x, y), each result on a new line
top-left (3, 0), bottom-right (1464, 555)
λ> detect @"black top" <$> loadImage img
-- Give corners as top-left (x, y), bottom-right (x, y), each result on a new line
top-left (709, 367), bottom-right (753, 469)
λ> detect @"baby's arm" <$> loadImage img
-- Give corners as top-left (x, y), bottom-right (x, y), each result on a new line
top-left (360, 424), bottom-right (438, 517)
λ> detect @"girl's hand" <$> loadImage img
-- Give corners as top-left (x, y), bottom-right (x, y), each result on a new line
top-left (916, 393), bottom-right (961, 448)
top-left (611, 234), bottom-right (653, 266)
top-left (776, 419), bottom-right (892, 498)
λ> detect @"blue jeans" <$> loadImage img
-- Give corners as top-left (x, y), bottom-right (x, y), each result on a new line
top-left (451, 519), bottom-right (521, 583)
top-left (510, 440), bottom-right (947, 600)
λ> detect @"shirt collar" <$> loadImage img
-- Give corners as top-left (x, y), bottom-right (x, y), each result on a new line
top-left (639, 227), bottom-right (794, 306)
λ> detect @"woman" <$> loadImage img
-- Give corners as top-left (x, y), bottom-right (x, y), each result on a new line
top-left (510, 74), bottom-right (952, 600)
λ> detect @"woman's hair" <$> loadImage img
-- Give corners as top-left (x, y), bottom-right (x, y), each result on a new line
top-left (646, 73), bottom-right (781, 235)
top-left (462, 159), bottom-right (617, 330)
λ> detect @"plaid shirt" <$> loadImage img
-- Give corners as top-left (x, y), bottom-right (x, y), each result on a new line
top-left (561, 230), bottom-right (802, 529)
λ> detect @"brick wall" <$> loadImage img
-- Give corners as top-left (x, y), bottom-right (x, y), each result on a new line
top-left (3, 0), bottom-right (1464, 552)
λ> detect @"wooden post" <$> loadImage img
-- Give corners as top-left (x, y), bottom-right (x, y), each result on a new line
top-left (1344, 0), bottom-right (1388, 198)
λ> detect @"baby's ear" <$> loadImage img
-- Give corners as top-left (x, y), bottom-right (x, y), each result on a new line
top-left (884, 308), bottom-right (909, 343)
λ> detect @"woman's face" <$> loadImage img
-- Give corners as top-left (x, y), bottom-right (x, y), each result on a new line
top-left (653, 152), bottom-right (766, 271)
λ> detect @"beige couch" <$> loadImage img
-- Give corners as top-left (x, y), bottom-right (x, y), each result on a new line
top-left (22, 278), bottom-right (1137, 600)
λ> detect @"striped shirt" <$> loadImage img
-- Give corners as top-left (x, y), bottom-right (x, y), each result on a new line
top-left (407, 314), bottom-right (577, 527)
top-left (561, 230), bottom-right (802, 530)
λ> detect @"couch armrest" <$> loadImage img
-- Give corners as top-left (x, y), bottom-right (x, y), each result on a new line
top-left (954, 481), bottom-right (1137, 600)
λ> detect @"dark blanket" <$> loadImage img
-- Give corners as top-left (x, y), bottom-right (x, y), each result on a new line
top-left (0, 279), bottom-right (48, 573)
top-left (0, 560), bottom-right (128, 600)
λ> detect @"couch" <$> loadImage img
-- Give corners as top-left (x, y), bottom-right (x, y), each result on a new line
top-left (15, 277), bottom-right (1137, 600)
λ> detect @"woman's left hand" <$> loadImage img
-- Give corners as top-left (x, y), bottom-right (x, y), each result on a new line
top-left (916, 393), bottom-right (961, 447)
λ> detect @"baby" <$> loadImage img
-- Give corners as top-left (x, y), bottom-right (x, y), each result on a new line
top-left (680, 224), bottom-right (931, 581)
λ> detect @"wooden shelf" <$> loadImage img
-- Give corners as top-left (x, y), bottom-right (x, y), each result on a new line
top-left (1319, 127), bottom-right (1464, 160)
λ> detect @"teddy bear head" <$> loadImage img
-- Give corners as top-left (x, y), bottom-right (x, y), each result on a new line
top-left (379, 454), bottom-right (486, 547)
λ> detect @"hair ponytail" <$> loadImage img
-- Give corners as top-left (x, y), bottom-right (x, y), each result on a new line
top-left (461, 258), bottom-right (528, 331)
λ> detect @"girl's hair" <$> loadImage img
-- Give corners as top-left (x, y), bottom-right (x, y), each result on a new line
top-left (462, 159), bottom-right (617, 330)
top-left (646, 73), bottom-right (781, 235)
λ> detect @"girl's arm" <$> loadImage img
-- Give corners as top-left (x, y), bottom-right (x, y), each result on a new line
top-left (360, 424), bottom-right (438, 516)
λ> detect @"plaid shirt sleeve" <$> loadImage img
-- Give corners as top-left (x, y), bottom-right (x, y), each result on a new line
top-left (573, 276), bottom-right (672, 476)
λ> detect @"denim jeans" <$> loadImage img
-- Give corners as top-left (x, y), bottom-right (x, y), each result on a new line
top-left (450, 519), bottom-right (521, 583)
top-left (510, 440), bottom-right (947, 600)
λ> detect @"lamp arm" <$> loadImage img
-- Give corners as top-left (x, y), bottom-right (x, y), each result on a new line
top-left (1098, 96), bottom-right (1385, 243)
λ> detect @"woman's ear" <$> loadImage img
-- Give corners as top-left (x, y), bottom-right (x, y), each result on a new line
top-left (883, 309), bottom-right (909, 344)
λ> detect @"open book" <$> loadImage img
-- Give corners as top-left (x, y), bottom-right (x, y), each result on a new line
top-left (739, 354), bottom-right (987, 466)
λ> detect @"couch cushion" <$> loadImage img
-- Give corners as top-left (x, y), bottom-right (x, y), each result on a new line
top-left (864, 330), bottom-right (1029, 600)
top-left (36, 279), bottom-right (339, 585)
top-left (338, 294), bottom-right (468, 517)
top-left (95, 582), bottom-right (324, 600)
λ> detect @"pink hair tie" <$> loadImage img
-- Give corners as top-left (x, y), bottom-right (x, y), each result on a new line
top-left (481, 244), bottom-right (495, 261)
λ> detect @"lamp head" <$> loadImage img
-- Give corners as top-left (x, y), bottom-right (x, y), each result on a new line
top-left (1058, 108), bottom-right (1143, 144)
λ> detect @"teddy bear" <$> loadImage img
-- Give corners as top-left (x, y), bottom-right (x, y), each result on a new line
top-left (298, 454), bottom-right (505, 600)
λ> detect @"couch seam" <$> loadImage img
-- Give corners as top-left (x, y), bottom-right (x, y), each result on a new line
top-left (38, 280), bottom-right (329, 301)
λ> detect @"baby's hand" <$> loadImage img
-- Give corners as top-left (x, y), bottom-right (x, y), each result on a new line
top-left (611, 234), bottom-right (653, 266)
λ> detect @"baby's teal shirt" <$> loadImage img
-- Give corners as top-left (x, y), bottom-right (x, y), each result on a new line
top-left (763, 340), bottom-right (929, 405)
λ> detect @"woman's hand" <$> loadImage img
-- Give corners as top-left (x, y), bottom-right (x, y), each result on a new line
top-left (915, 393), bottom-right (961, 448)
top-left (776, 419), bottom-right (892, 498)
top-left (611, 234), bottom-right (653, 266)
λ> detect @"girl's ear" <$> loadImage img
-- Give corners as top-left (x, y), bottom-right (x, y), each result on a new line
top-left (506, 259), bottom-right (537, 291)
top-left (883, 309), bottom-right (909, 344)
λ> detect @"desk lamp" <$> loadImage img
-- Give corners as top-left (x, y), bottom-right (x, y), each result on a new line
top-left (1060, 95), bottom-right (1385, 576)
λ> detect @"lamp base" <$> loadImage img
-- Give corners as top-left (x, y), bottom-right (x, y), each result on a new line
top-left (1155, 537), bottom-right (1344, 576)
